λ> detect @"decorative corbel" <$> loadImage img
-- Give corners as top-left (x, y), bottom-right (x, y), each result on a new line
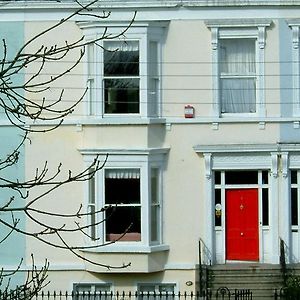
top-left (271, 152), bottom-right (278, 178)
top-left (211, 27), bottom-right (218, 50)
top-left (258, 26), bottom-right (266, 49)
top-left (204, 153), bottom-right (212, 180)
top-left (292, 26), bottom-right (299, 49)
top-left (281, 152), bottom-right (289, 178)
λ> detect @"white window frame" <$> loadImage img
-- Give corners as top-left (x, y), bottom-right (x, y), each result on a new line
top-left (205, 19), bottom-right (271, 118)
top-left (79, 22), bottom-right (166, 120)
top-left (80, 148), bottom-right (169, 252)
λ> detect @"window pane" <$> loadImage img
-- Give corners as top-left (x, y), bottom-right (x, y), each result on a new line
top-left (220, 39), bottom-right (256, 74)
top-left (104, 41), bottom-right (139, 76)
top-left (225, 171), bottom-right (258, 184)
top-left (262, 188), bottom-right (269, 226)
top-left (291, 170), bottom-right (298, 184)
top-left (220, 78), bottom-right (256, 113)
top-left (106, 206), bottom-right (141, 241)
top-left (151, 168), bottom-right (160, 242)
top-left (105, 169), bottom-right (140, 205)
top-left (291, 188), bottom-right (298, 226)
top-left (220, 38), bottom-right (256, 114)
top-left (104, 78), bottom-right (139, 114)
top-left (88, 205), bottom-right (96, 240)
top-left (215, 171), bottom-right (221, 184)
top-left (262, 171), bottom-right (268, 184)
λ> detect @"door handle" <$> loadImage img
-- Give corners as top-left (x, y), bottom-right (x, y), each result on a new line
top-left (241, 232), bottom-right (244, 236)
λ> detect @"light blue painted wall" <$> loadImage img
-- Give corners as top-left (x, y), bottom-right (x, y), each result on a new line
top-left (0, 22), bottom-right (25, 287)
top-left (279, 19), bottom-right (300, 142)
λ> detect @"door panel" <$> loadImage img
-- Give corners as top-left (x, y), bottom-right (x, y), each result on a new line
top-left (226, 189), bottom-right (259, 261)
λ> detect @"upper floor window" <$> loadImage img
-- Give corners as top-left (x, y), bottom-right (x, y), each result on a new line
top-left (205, 19), bottom-right (271, 118)
top-left (80, 22), bottom-right (167, 119)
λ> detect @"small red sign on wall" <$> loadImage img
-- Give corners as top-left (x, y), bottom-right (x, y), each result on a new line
top-left (184, 105), bottom-right (194, 118)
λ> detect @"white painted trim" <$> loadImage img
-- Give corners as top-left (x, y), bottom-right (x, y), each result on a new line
top-left (84, 244), bottom-right (169, 253)
top-left (79, 148), bottom-right (170, 156)
top-left (287, 23), bottom-right (300, 117)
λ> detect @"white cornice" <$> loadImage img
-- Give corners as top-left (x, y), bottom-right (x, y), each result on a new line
top-left (205, 19), bottom-right (272, 28)
top-left (193, 143), bottom-right (300, 154)
top-left (2, 1), bottom-right (300, 10)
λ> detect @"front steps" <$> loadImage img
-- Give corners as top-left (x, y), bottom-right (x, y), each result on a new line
top-left (208, 264), bottom-right (283, 299)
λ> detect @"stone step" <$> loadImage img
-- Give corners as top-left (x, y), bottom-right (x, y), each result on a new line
top-left (206, 264), bottom-right (284, 300)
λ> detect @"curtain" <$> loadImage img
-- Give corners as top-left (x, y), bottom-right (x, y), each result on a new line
top-left (220, 39), bottom-right (256, 113)
top-left (105, 168), bottom-right (140, 179)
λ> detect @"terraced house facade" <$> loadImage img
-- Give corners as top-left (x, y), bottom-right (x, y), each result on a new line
top-left (3, 0), bottom-right (300, 297)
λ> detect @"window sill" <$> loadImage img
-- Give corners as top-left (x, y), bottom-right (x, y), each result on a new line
top-left (80, 116), bottom-right (166, 125)
top-left (83, 243), bottom-right (169, 254)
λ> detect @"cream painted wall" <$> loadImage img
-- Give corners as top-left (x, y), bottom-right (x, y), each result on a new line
top-left (163, 20), bottom-right (212, 118)
top-left (18, 1), bottom-right (300, 292)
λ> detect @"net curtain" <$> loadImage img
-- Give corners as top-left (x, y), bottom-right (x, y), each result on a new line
top-left (220, 39), bottom-right (256, 113)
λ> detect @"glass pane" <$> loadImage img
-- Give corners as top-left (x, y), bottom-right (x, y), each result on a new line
top-left (262, 188), bottom-right (269, 226)
top-left (104, 41), bottom-right (139, 76)
top-left (215, 189), bottom-right (221, 227)
top-left (291, 170), bottom-right (298, 184)
top-left (104, 78), bottom-right (139, 114)
top-left (220, 39), bottom-right (256, 74)
top-left (291, 188), bottom-right (298, 226)
top-left (105, 169), bottom-right (140, 205)
top-left (139, 286), bottom-right (156, 293)
top-left (151, 168), bottom-right (159, 242)
top-left (106, 206), bottom-right (141, 241)
top-left (215, 171), bottom-right (221, 184)
top-left (220, 78), bottom-right (256, 113)
top-left (88, 205), bottom-right (96, 240)
top-left (262, 171), bottom-right (268, 184)
top-left (88, 169), bottom-right (95, 204)
top-left (159, 285), bottom-right (175, 293)
top-left (225, 171), bottom-right (258, 184)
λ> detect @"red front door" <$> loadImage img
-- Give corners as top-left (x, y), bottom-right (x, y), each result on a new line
top-left (226, 189), bottom-right (259, 261)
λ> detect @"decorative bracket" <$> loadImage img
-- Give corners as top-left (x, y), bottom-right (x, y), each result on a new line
top-left (271, 152), bottom-right (279, 178)
top-left (204, 153), bottom-right (212, 180)
top-left (292, 26), bottom-right (299, 49)
top-left (281, 152), bottom-right (289, 178)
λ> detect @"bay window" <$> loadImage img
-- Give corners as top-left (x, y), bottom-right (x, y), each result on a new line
top-left (79, 22), bottom-right (167, 119)
top-left (81, 149), bottom-right (168, 251)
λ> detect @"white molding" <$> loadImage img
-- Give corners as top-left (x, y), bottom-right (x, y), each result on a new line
top-left (84, 244), bottom-right (169, 253)
top-left (194, 143), bottom-right (279, 153)
top-left (79, 148), bottom-right (170, 157)
top-left (205, 19), bottom-right (272, 28)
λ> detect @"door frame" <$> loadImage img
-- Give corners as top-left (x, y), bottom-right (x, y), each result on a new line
top-left (213, 170), bottom-right (270, 264)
